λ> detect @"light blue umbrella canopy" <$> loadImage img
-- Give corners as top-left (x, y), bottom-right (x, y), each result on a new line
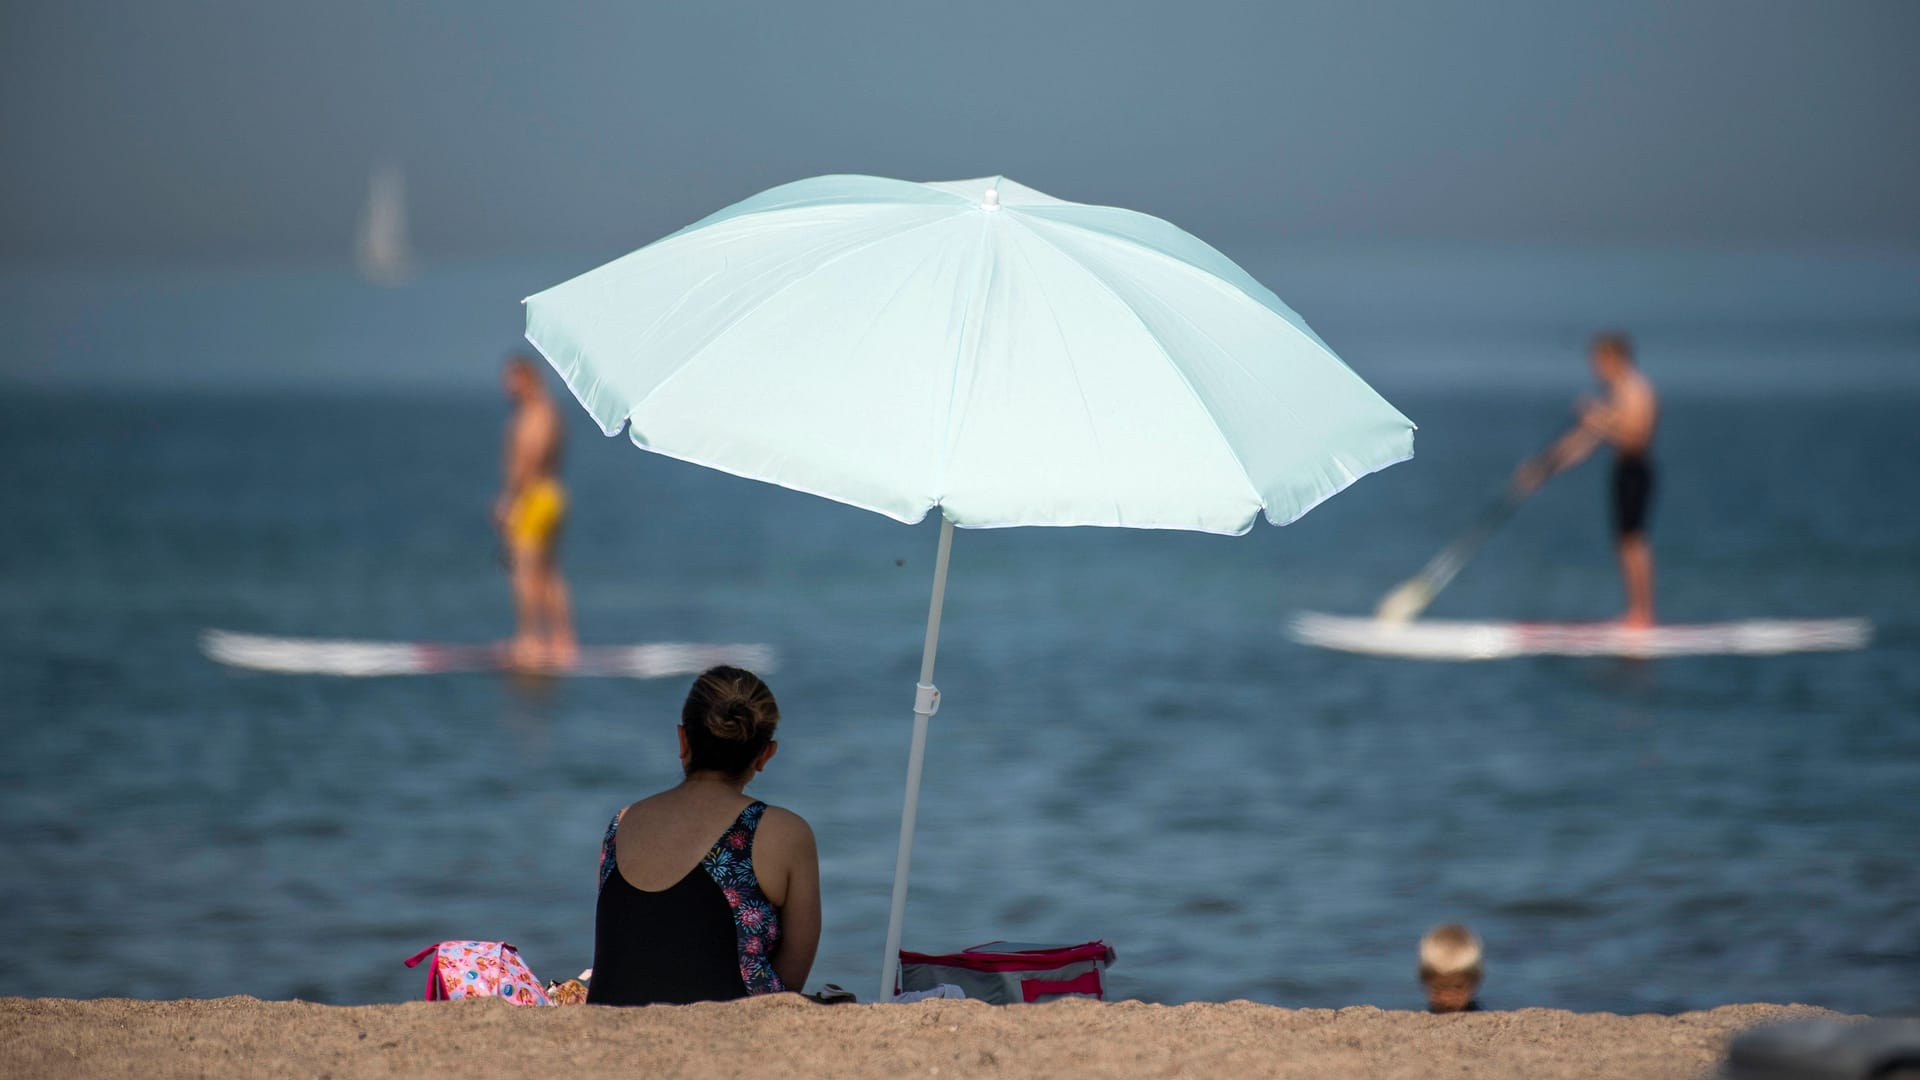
top-left (524, 175), bottom-right (1414, 997)
top-left (526, 175), bottom-right (1412, 535)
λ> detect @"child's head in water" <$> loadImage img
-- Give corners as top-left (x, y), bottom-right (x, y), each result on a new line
top-left (1419, 924), bottom-right (1483, 1012)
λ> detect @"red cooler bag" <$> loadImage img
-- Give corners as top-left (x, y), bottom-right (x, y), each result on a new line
top-left (898, 940), bottom-right (1116, 1004)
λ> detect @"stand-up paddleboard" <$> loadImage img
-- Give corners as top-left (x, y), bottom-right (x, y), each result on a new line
top-left (1290, 612), bottom-right (1872, 661)
top-left (202, 629), bottom-right (777, 679)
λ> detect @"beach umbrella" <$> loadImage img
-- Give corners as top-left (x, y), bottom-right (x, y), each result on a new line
top-left (524, 175), bottom-right (1415, 998)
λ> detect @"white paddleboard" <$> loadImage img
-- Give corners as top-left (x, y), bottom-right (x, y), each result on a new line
top-left (202, 629), bottom-right (777, 679)
top-left (1290, 612), bottom-right (1872, 661)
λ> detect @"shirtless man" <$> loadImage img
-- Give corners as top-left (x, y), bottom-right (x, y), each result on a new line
top-left (495, 355), bottom-right (577, 667)
top-left (1515, 332), bottom-right (1660, 627)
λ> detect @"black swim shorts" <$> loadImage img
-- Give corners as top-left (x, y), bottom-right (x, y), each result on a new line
top-left (1611, 455), bottom-right (1655, 538)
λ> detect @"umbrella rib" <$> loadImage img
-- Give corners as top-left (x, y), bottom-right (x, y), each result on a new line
top-left (1121, 280), bottom-right (1397, 520)
top-left (1014, 205), bottom-right (1330, 341)
top-left (621, 210), bottom-right (966, 423)
top-left (997, 225), bottom-right (1125, 524)
top-left (1019, 207), bottom-right (1389, 392)
top-left (1003, 215), bottom-right (1265, 512)
top-left (932, 214), bottom-right (996, 505)
top-left (1014, 214), bottom-right (1412, 516)
top-left (1069, 253), bottom-right (1326, 467)
top-left (837, 239), bottom-right (964, 370)
top-left (659, 175), bottom-right (975, 240)
top-left (1018, 217), bottom-right (1318, 434)
top-left (1090, 270), bottom-right (1378, 499)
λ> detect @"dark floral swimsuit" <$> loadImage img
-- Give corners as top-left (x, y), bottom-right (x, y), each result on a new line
top-left (587, 801), bottom-right (784, 1005)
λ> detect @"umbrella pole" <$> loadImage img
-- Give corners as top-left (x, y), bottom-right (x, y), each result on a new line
top-left (878, 516), bottom-right (955, 1001)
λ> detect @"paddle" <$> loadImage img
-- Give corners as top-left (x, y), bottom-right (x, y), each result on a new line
top-left (1374, 447), bottom-right (1554, 623)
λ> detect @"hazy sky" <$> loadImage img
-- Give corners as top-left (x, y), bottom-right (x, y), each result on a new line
top-left (4, 1), bottom-right (1917, 263)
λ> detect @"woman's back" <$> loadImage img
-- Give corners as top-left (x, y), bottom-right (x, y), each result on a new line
top-left (590, 791), bottom-right (785, 1005)
top-left (586, 666), bottom-right (820, 1006)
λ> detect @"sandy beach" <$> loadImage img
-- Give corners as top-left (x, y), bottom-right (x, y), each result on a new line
top-left (0, 994), bottom-right (1841, 1079)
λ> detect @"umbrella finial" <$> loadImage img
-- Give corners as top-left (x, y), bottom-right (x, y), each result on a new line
top-left (982, 188), bottom-right (1001, 211)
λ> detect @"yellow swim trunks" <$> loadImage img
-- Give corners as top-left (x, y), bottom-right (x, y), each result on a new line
top-left (507, 478), bottom-right (567, 552)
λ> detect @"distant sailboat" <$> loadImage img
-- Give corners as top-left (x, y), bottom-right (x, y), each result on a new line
top-left (355, 164), bottom-right (414, 285)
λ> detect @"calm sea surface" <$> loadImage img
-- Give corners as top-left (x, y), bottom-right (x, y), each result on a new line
top-left (2, 348), bottom-right (1917, 1013)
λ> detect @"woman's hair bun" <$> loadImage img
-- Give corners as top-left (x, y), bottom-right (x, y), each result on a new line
top-left (712, 698), bottom-right (754, 741)
top-left (681, 666), bottom-right (780, 775)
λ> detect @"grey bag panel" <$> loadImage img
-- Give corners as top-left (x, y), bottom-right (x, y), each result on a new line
top-left (897, 961), bottom-right (1012, 1002)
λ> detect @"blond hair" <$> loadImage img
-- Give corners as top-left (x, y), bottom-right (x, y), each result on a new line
top-left (1418, 924), bottom-right (1483, 980)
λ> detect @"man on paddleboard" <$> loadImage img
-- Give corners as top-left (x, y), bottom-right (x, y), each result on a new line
top-left (1516, 332), bottom-right (1659, 627)
top-left (496, 354), bottom-right (578, 667)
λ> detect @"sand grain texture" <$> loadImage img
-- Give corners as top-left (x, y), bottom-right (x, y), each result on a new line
top-left (0, 995), bottom-right (1840, 1079)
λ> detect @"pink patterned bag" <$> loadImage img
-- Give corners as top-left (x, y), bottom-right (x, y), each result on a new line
top-left (404, 941), bottom-right (551, 1005)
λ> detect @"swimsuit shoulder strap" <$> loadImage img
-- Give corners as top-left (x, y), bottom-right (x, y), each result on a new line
top-left (704, 801), bottom-right (769, 863)
top-left (597, 807), bottom-right (625, 890)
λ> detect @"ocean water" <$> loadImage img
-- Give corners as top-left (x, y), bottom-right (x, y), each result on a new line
top-left (1, 278), bottom-right (1917, 1015)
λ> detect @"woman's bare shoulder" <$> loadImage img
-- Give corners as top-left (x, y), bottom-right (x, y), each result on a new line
top-left (615, 790), bottom-right (679, 824)
top-left (754, 803), bottom-right (817, 844)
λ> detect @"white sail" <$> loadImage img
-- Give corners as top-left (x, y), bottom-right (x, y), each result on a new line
top-left (354, 164), bottom-right (413, 285)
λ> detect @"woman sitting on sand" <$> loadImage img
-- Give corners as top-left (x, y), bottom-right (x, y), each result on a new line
top-left (588, 666), bottom-right (821, 1005)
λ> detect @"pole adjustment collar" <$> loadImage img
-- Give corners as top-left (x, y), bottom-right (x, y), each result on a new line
top-left (913, 682), bottom-right (941, 718)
